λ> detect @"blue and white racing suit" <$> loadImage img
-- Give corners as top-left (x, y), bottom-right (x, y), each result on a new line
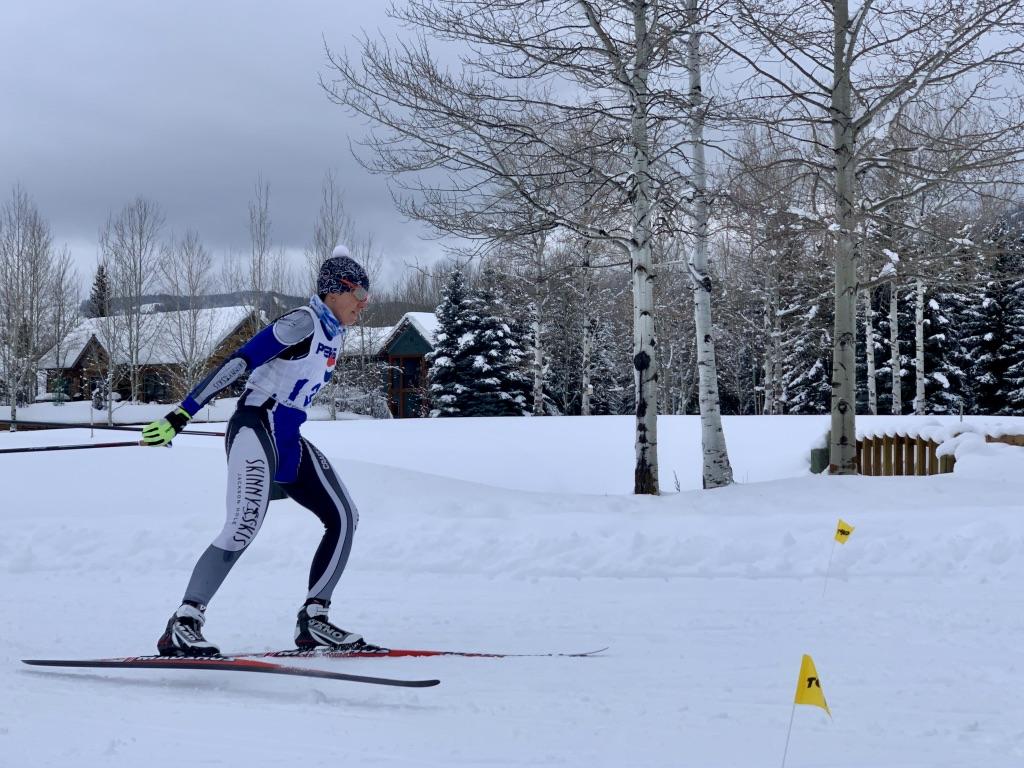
top-left (175, 296), bottom-right (358, 608)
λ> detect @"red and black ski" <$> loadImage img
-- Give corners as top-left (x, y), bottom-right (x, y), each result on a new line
top-left (236, 646), bottom-right (608, 660)
top-left (22, 656), bottom-right (439, 688)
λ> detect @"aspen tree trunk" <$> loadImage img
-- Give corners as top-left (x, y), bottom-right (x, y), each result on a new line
top-left (8, 372), bottom-right (17, 431)
top-left (629, 1), bottom-right (659, 494)
top-left (686, 0), bottom-right (733, 488)
top-left (532, 313), bottom-right (546, 416)
top-left (763, 276), bottom-right (782, 415)
top-left (580, 252), bottom-right (594, 417)
top-left (828, 0), bottom-right (859, 473)
top-left (889, 281), bottom-right (902, 414)
top-left (863, 288), bottom-right (877, 414)
top-left (914, 277), bottom-right (926, 414)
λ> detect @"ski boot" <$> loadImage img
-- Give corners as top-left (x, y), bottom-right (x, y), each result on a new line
top-left (157, 602), bottom-right (221, 657)
top-left (295, 600), bottom-right (372, 651)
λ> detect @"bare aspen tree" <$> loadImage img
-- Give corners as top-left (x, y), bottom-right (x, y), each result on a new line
top-left (717, 0), bottom-right (1024, 472)
top-left (100, 197), bottom-right (165, 401)
top-left (161, 229), bottom-right (215, 396)
top-left (580, 238), bottom-right (596, 417)
top-left (722, 129), bottom-right (821, 417)
top-left (862, 287), bottom-right (878, 414)
top-left (914, 277), bottom-right (927, 414)
top-left (48, 245), bottom-right (81, 397)
top-left (249, 176), bottom-right (272, 303)
top-left (0, 186), bottom-right (57, 427)
top-left (305, 170), bottom-right (359, 292)
top-left (323, 1), bottom-right (715, 493)
top-left (684, 0), bottom-right (733, 487)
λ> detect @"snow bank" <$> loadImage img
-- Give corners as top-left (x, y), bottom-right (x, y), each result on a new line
top-left (3, 416), bottom-right (1024, 767)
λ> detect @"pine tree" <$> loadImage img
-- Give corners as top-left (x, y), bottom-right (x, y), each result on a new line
top-left (780, 290), bottom-right (833, 414)
top-left (964, 283), bottom-right (1007, 413)
top-left (87, 263), bottom-right (111, 318)
top-left (993, 226), bottom-right (1024, 414)
top-left (779, 238), bottom-right (833, 415)
top-left (461, 266), bottom-right (531, 416)
top-left (923, 278), bottom-right (973, 414)
top-left (997, 276), bottom-right (1024, 414)
top-left (964, 225), bottom-right (1024, 414)
top-left (426, 268), bottom-right (475, 417)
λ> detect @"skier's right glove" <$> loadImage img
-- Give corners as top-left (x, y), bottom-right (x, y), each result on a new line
top-left (140, 407), bottom-right (191, 447)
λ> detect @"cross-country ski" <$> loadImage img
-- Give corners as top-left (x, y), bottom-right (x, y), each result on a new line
top-left (22, 656), bottom-right (440, 688)
top-left (236, 645), bottom-right (609, 660)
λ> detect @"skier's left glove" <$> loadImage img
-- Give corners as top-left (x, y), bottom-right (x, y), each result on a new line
top-left (140, 407), bottom-right (191, 447)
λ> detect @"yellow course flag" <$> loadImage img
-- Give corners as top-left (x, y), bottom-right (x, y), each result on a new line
top-left (793, 654), bottom-right (831, 716)
top-left (834, 519), bottom-right (855, 544)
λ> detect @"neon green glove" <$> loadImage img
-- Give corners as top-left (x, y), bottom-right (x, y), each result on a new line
top-left (141, 407), bottom-right (191, 447)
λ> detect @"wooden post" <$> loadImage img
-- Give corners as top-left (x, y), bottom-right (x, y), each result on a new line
top-left (872, 436), bottom-right (883, 477)
top-left (882, 435), bottom-right (894, 476)
top-left (939, 454), bottom-right (956, 474)
top-left (861, 438), bottom-right (873, 475)
top-left (893, 435), bottom-right (905, 475)
top-left (927, 440), bottom-right (939, 475)
top-left (904, 435), bottom-right (915, 476)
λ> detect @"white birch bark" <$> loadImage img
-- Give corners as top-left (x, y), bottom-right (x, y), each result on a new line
top-left (914, 277), bottom-right (926, 415)
top-left (863, 288), bottom-right (877, 415)
top-left (686, 0), bottom-right (733, 488)
top-left (761, 273), bottom-right (782, 415)
top-left (889, 280), bottom-right (902, 415)
top-left (580, 253), bottom-right (594, 417)
top-left (828, 0), bottom-right (859, 473)
top-left (628, 1), bottom-right (659, 494)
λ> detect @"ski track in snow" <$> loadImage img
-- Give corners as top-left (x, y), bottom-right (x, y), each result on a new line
top-left (3, 414), bottom-right (1024, 767)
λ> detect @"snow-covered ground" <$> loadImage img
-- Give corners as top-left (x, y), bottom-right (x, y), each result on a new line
top-left (3, 414), bottom-right (1024, 767)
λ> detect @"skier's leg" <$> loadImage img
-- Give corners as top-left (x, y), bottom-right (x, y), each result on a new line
top-left (180, 408), bottom-right (278, 607)
top-left (280, 438), bottom-right (365, 649)
top-left (279, 438), bottom-right (358, 603)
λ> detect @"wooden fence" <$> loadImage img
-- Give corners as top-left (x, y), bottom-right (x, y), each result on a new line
top-left (855, 432), bottom-right (1024, 476)
top-left (856, 435), bottom-right (953, 476)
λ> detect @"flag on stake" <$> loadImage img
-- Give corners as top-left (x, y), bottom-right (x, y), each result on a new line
top-left (834, 519), bottom-right (855, 543)
top-left (780, 655), bottom-right (831, 768)
top-left (823, 519), bottom-right (854, 597)
top-left (793, 654), bottom-right (830, 716)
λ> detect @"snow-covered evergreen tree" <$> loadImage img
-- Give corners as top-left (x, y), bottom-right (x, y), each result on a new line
top-left (463, 265), bottom-right (531, 416)
top-left (923, 266), bottom-right (974, 415)
top-left (87, 263), bottom-right (111, 318)
top-left (779, 238), bottom-right (833, 415)
top-left (426, 268), bottom-right (475, 417)
top-left (993, 226), bottom-right (1024, 414)
top-left (780, 292), bottom-right (833, 414)
top-left (426, 265), bottom-right (531, 417)
top-left (964, 284), bottom-right (1007, 414)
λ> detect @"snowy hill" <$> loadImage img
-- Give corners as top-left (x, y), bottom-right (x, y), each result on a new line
top-left (4, 415), bottom-right (1024, 767)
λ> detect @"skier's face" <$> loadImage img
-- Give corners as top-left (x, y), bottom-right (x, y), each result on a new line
top-left (325, 289), bottom-right (368, 326)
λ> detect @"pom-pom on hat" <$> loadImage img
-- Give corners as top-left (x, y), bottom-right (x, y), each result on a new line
top-left (317, 245), bottom-right (369, 296)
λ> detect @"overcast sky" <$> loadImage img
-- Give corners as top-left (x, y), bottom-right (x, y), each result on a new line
top-left (1, 1), bottom-right (444, 290)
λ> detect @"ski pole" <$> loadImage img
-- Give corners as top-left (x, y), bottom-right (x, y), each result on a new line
top-left (0, 440), bottom-right (144, 455)
top-left (0, 419), bottom-right (225, 437)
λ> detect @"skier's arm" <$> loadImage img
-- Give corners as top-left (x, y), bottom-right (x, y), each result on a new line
top-left (179, 309), bottom-right (314, 415)
top-left (141, 310), bottom-right (313, 446)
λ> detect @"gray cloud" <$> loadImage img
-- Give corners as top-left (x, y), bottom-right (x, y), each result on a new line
top-left (1, 1), bottom-right (444, 287)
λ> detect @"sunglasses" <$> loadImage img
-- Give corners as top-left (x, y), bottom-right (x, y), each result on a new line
top-left (339, 278), bottom-right (369, 302)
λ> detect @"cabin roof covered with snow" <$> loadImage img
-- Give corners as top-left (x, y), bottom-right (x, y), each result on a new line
top-left (40, 306), bottom-right (257, 369)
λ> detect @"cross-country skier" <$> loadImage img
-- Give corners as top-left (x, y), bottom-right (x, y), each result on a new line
top-left (142, 246), bottom-right (371, 657)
